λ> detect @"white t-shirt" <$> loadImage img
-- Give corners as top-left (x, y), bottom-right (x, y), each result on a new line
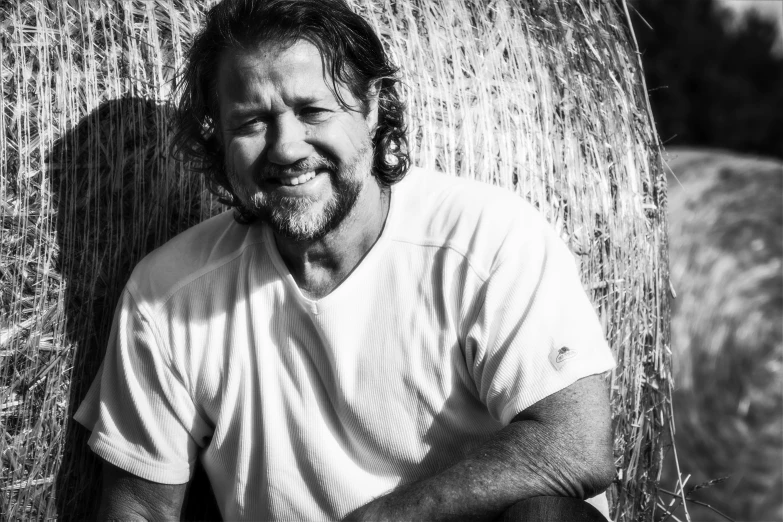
top-left (75, 167), bottom-right (615, 520)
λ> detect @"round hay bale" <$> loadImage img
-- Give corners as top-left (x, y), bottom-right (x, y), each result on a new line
top-left (663, 147), bottom-right (782, 521)
top-left (0, 1), bottom-right (670, 520)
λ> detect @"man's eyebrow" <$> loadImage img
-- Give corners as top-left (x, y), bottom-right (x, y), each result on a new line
top-left (292, 93), bottom-right (335, 106)
top-left (225, 94), bottom-right (334, 116)
top-left (223, 105), bottom-right (265, 121)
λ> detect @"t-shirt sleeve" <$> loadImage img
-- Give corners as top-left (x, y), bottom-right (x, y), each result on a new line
top-left (464, 211), bottom-right (616, 425)
top-left (73, 287), bottom-right (211, 484)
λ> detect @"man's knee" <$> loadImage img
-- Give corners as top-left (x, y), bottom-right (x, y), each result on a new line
top-left (500, 497), bottom-right (607, 522)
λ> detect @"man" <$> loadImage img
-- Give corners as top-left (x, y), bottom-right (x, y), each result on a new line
top-left (75, 0), bottom-right (617, 520)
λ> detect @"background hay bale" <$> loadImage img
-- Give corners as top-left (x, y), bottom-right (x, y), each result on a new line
top-left (0, 1), bottom-right (670, 520)
top-left (662, 147), bottom-right (782, 521)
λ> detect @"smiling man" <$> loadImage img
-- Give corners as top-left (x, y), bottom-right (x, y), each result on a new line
top-left (220, 41), bottom-right (379, 242)
top-left (74, 0), bottom-right (617, 520)
top-left (217, 39), bottom-right (389, 299)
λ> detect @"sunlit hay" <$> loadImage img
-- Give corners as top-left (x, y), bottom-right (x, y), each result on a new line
top-left (0, 1), bottom-right (670, 520)
top-left (662, 147), bottom-right (782, 521)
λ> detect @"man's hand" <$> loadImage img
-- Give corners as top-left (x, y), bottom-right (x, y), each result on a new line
top-left (344, 374), bottom-right (614, 522)
top-left (98, 461), bottom-right (187, 521)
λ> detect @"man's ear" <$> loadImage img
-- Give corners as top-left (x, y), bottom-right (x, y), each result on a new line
top-left (205, 118), bottom-right (224, 154)
top-left (212, 115), bottom-right (224, 147)
top-left (205, 132), bottom-right (223, 155)
top-left (364, 81), bottom-right (380, 136)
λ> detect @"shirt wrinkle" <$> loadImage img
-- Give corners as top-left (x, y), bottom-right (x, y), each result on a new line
top-left (125, 287), bottom-right (208, 437)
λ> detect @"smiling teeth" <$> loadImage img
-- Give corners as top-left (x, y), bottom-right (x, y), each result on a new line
top-left (279, 171), bottom-right (316, 186)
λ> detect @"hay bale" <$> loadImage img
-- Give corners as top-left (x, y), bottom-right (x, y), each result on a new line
top-left (662, 147), bottom-right (782, 521)
top-left (0, 1), bottom-right (670, 520)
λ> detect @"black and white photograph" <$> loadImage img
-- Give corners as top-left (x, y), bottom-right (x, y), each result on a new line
top-left (1, 0), bottom-right (780, 520)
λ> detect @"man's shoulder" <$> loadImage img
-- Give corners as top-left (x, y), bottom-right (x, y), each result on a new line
top-left (128, 210), bottom-right (266, 308)
top-left (398, 166), bottom-right (547, 227)
top-left (392, 167), bottom-right (552, 270)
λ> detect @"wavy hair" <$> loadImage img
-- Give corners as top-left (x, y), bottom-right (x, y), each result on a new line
top-left (171, 0), bottom-right (409, 221)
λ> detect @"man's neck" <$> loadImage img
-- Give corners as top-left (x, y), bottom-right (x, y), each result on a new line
top-left (274, 181), bottom-right (390, 300)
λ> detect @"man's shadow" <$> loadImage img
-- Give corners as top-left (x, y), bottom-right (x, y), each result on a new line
top-left (50, 98), bottom-right (223, 521)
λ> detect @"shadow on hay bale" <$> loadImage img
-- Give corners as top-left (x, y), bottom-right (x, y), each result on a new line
top-left (661, 147), bottom-right (782, 521)
top-left (47, 97), bottom-right (221, 521)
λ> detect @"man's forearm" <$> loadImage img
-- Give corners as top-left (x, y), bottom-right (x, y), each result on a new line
top-left (98, 461), bottom-right (186, 521)
top-left (345, 375), bottom-right (614, 522)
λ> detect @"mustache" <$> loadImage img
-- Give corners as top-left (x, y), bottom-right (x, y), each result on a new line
top-left (259, 156), bottom-right (338, 179)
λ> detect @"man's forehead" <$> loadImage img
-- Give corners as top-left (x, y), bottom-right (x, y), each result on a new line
top-left (218, 41), bottom-right (332, 95)
top-left (215, 39), bottom-right (365, 117)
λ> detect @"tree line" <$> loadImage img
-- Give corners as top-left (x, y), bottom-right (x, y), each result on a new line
top-left (630, 0), bottom-right (783, 159)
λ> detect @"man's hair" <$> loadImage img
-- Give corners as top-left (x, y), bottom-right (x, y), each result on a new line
top-left (171, 0), bottom-right (409, 217)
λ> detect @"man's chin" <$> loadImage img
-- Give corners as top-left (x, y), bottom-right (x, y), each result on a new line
top-left (268, 218), bottom-right (333, 242)
top-left (240, 173), bottom-right (363, 242)
top-left (259, 204), bottom-right (342, 243)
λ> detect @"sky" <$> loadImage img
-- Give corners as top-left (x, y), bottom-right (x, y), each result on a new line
top-left (719, 0), bottom-right (783, 41)
top-left (720, 0), bottom-right (783, 20)
top-left (719, 0), bottom-right (783, 51)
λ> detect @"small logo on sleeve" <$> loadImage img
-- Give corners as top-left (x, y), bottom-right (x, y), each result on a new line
top-left (549, 345), bottom-right (578, 370)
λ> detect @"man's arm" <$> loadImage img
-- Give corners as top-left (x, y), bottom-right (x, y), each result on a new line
top-left (345, 373), bottom-right (614, 522)
top-left (98, 461), bottom-right (187, 521)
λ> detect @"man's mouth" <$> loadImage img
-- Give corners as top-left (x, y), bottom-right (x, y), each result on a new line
top-left (275, 171), bottom-right (318, 186)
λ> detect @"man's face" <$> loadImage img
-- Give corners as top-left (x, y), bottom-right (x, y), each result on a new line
top-left (217, 40), bottom-right (378, 241)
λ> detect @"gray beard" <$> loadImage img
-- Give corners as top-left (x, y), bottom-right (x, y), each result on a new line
top-left (262, 173), bottom-right (362, 241)
top-left (228, 144), bottom-right (372, 241)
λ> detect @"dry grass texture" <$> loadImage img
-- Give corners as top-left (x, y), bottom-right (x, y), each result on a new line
top-left (0, 1), bottom-right (670, 520)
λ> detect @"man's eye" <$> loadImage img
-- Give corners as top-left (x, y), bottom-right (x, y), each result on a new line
top-left (300, 107), bottom-right (329, 120)
top-left (234, 118), bottom-right (266, 133)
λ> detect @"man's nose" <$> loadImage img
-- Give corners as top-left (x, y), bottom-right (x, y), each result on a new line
top-left (266, 114), bottom-right (314, 165)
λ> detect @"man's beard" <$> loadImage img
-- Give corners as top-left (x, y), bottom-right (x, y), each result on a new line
top-left (227, 143), bottom-right (372, 242)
